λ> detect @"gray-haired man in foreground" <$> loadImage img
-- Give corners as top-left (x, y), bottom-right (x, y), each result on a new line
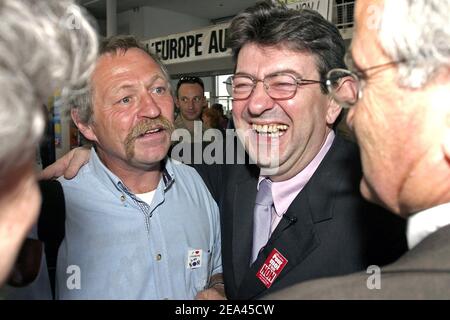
top-left (267, 0), bottom-right (450, 299)
top-left (0, 0), bottom-right (97, 287)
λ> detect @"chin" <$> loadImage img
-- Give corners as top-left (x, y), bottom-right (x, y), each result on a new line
top-left (142, 150), bottom-right (168, 163)
top-left (135, 144), bottom-right (170, 165)
top-left (184, 114), bottom-right (200, 121)
top-left (360, 177), bottom-right (397, 213)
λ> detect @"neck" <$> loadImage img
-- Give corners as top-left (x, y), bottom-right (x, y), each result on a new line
top-left (96, 149), bottom-right (163, 194)
top-left (116, 165), bottom-right (162, 194)
top-left (181, 115), bottom-right (196, 132)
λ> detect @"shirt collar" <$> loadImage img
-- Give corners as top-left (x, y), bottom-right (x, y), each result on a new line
top-left (89, 147), bottom-right (174, 195)
top-left (406, 202), bottom-right (450, 249)
top-left (258, 130), bottom-right (335, 216)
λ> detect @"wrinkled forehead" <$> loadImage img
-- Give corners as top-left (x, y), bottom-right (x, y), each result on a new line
top-left (177, 83), bottom-right (204, 97)
top-left (92, 49), bottom-right (168, 91)
top-left (236, 42), bottom-right (320, 77)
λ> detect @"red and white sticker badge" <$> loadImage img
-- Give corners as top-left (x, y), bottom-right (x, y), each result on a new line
top-left (257, 248), bottom-right (288, 288)
top-left (187, 249), bottom-right (202, 269)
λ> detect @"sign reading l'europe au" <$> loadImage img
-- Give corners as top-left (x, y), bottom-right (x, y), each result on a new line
top-left (143, 23), bottom-right (230, 65)
top-left (142, 1), bottom-right (332, 65)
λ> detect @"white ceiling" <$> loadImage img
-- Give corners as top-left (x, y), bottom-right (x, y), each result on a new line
top-left (79, 0), bottom-right (258, 21)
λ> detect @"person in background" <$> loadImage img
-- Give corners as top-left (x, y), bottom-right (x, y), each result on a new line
top-left (211, 103), bottom-right (229, 130)
top-left (174, 76), bottom-right (206, 140)
top-left (267, 0), bottom-right (450, 299)
top-left (202, 107), bottom-right (225, 136)
top-left (0, 0), bottom-right (97, 288)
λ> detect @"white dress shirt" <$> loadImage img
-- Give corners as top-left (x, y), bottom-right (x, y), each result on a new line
top-left (407, 202), bottom-right (450, 249)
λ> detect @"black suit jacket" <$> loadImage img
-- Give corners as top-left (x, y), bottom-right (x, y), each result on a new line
top-left (265, 224), bottom-right (450, 299)
top-left (196, 134), bottom-right (407, 299)
top-left (37, 180), bottom-right (66, 298)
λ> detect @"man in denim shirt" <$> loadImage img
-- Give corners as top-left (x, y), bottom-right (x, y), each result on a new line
top-left (55, 36), bottom-right (222, 300)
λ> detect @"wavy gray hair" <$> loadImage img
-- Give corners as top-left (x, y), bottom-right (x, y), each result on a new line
top-left (0, 0), bottom-right (98, 177)
top-left (379, 0), bottom-right (450, 88)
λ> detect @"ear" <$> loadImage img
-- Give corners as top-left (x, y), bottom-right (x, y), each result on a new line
top-left (326, 76), bottom-right (358, 125)
top-left (325, 97), bottom-right (342, 126)
top-left (71, 109), bottom-right (98, 143)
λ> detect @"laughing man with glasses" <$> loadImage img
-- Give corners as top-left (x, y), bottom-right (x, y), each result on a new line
top-left (208, 1), bottom-right (407, 299)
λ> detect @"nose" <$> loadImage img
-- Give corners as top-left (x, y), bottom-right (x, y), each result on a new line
top-left (246, 81), bottom-right (274, 116)
top-left (186, 98), bottom-right (195, 109)
top-left (138, 91), bottom-right (161, 119)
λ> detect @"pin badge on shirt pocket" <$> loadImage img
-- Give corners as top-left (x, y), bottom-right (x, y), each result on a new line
top-left (187, 249), bottom-right (202, 269)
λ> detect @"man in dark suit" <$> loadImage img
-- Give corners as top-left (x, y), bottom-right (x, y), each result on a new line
top-left (40, 1), bottom-right (407, 300)
top-left (267, 0), bottom-right (450, 299)
top-left (195, 1), bottom-right (406, 299)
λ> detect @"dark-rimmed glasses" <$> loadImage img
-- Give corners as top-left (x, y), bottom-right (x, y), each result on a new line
top-left (326, 54), bottom-right (402, 108)
top-left (225, 73), bottom-right (324, 100)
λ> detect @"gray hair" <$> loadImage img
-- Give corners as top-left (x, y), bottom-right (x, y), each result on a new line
top-left (228, 0), bottom-right (346, 93)
top-left (379, 0), bottom-right (450, 88)
top-left (72, 35), bottom-right (172, 125)
top-left (0, 0), bottom-right (98, 177)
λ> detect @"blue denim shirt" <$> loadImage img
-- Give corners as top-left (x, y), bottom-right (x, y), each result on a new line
top-left (56, 148), bottom-right (221, 299)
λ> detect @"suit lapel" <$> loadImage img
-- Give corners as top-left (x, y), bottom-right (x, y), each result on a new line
top-left (236, 188), bottom-right (320, 299)
top-left (235, 135), bottom-right (349, 299)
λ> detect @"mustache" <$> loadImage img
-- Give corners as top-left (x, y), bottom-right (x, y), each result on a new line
top-left (126, 116), bottom-right (174, 140)
top-left (124, 116), bottom-right (174, 159)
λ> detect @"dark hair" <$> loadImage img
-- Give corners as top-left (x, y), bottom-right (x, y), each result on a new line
top-left (211, 103), bottom-right (224, 114)
top-left (176, 76), bottom-right (205, 97)
top-left (228, 1), bottom-right (346, 93)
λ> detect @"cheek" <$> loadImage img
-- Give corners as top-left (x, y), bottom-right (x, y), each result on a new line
top-left (97, 110), bottom-right (135, 140)
top-left (282, 101), bottom-right (310, 134)
top-left (161, 104), bottom-right (174, 122)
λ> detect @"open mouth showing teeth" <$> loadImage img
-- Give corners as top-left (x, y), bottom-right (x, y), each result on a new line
top-left (139, 128), bottom-right (163, 137)
top-left (252, 124), bottom-right (288, 137)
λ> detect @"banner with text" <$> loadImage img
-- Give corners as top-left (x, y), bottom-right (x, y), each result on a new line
top-left (143, 1), bottom-right (332, 65)
top-left (282, 0), bottom-right (332, 20)
top-left (143, 23), bottom-right (230, 65)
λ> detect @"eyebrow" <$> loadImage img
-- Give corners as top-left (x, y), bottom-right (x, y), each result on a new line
top-left (180, 96), bottom-right (202, 99)
top-left (109, 74), bottom-right (167, 94)
top-left (148, 74), bottom-right (167, 84)
top-left (235, 69), bottom-right (304, 78)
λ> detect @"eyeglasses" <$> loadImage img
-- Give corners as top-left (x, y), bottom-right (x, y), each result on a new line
top-left (225, 73), bottom-right (324, 100)
top-left (326, 54), bottom-right (402, 108)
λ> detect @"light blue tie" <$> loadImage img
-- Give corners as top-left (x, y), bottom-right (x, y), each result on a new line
top-left (251, 179), bottom-right (273, 263)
